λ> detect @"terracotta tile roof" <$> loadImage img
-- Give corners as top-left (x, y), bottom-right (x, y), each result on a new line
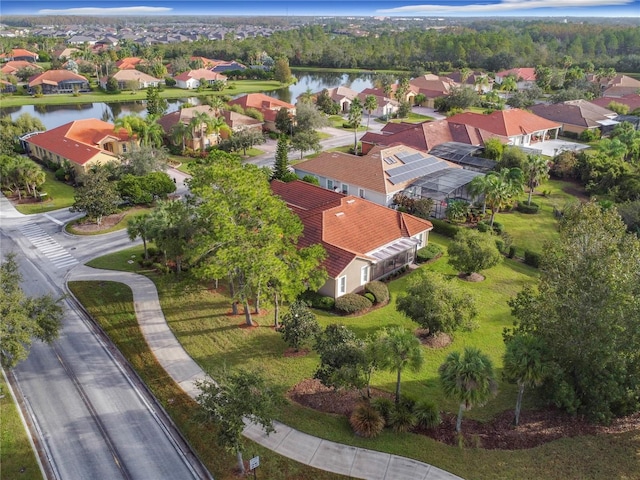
top-left (530, 100), bottom-right (616, 128)
top-left (28, 69), bottom-right (87, 87)
top-left (115, 57), bottom-right (144, 69)
top-left (410, 74), bottom-right (458, 95)
top-left (0, 48), bottom-right (37, 60)
top-left (294, 144), bottom-right (457, 196)
top-left (174, 68), bottom-right (227, 82)
top-left (190, 56), bottom-right (217, 67)
top-left (361, 119), bottom-right (506, 152)
top-left (271, 180), bottom-right (432, 277)
top-left (228, 93), bottom-right (295, 111)
top-left (1, 61), bottom-right (42, 74)
top-left (589, 94), bottom-right (640, 111)
top-left (356, 91), bottom-right (398, 106)
top-left (496, 67), bottom-right (536, 81)
top-left (158, 106), bottom-right (261, 133)
top-left (26, 119), bottom-right (128, 166)
top-left (447, 109), bottom-right (561, 137)
top-left (112, 69), bottom-right (161, 83)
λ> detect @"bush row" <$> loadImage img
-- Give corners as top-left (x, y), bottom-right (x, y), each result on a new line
top-left (416, 243), bottom-right (442, 263)
top-left (516, 201), bottom-right (540, 214)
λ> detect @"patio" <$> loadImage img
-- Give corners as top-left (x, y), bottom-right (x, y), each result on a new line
top-left (521, 139), bottom-right (590, 157)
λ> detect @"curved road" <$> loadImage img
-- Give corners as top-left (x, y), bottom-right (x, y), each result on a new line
top-left (1, 198), bottom-right (210, 480)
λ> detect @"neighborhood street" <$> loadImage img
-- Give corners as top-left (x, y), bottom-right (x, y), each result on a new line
top-left (0, 197), bottom-right (211, 480)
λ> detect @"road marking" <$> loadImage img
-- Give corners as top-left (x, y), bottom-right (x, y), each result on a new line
top-left (19, 225), bottom-right (78, 269)
top-left (43, 213), bottom-right (64, 226)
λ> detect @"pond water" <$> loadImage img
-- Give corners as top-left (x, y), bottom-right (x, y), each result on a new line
top-left (1, 71), bottom-right (376, 130)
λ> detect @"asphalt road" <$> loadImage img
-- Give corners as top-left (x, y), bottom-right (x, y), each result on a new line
top-left (1, 202), bottom-right (210, 480)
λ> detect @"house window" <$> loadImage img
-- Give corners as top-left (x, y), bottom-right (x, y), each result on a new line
top-left (327, 179), bottom-right (334, 190)
top-left (341, 183), bottom-right (348, 195)
top-left (122, 144), bottom-right (127, 153)
top-left (359, 188), bottom-right (365, 199)
top-left (415, 232), bottom-right (424, 248)
top-left (361, 265), bottom-right (370, 286)
top-left (338, 275), bottom-right (347, 296)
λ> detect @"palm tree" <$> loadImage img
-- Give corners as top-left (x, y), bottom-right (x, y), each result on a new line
top-left (189, 111), bottom-right (217, 151)
top-left (460, 68), bottom-right (473, 84)
top-left (114, 114), bottom-right (144, 141)
top-left (204, 96), bottom-right (226, 116)
top-left (503, 334), bottom-right (548, 426)
top-left (474, 75), bottom-right (490, 93)
top-left (209, 116), bottom-right (232, 145)
top-left (500, 76), bottom-right (518, 96)
top-left (522, 154), bottom-right (550, 205)
top-left (439, 347), bottom-right (497, 433)
top-left (378, 326), bottom-right (424, 406)
top-left (138, 115), bottom-right (164, 148)
top-left (127, 213), bottom-right (154, 260)
top-left (364, 95), bottom-right (378, 130)
top-left (297, 87), bottom-right (314, 104)
top-left (484, 168), bottom-right (524, 226)
top-left (170, 121), bottom-right (192, 152)
top-left (348, 98), bottom-right (363, 155)
top-left (467, 174), bottom-right (490, 214)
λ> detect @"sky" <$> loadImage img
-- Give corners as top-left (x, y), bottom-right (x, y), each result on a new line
top-left (1, 0), bottom-right (639, 17)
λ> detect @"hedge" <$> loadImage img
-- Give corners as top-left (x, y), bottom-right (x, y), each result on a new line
top-left (335, 293), bottom-right (373, 314)
top-left (416, 243), bottom-right (442, 263)
top-left (364, 281), bottom-right (390, 304)
top-left (524, 250), bottom-right (541, 268)
top-left (428, 218), bottom-right (460, 238)
top-left (516, 201), bottom-right (540, 214)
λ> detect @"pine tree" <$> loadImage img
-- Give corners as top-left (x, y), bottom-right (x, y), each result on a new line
top-left (272, 135), bottom-right (290, 181)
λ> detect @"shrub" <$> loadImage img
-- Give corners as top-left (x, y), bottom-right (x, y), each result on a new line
top-left (364, 281), bottom-right (390, 304)
top-left (299, 291), bottom-right (334, 310)
top-left (371, 397), bottom-right (394, 424)
top-left (364, 292), bottom-right (375, 303)
top-left (152, 262), bottom-right (170, 274)
top-left (388, 405), bottom-right (418, 433)
top-left (146, 247), bottom-right (159, 258)
top-left (476, 221), bottom-right (490, 233)
top-left (416, 243), bottom-right (442, 263)
top-left (414, 400), bottom-right (441, 429)
top-left (498, 232), bottom-right (513, 254)
top-left (349, 402), bottom-right (385, 438)
top-left (492, 222), bottom-right (503, 234)
top-left (301, 175), bottom-right (319, 186)
top-left (524, 250), bottom-right (541, 268)
top-left (508, 245), bottom-right (517, 258)
top-left (429, 218), bottom-right (460, 238)
top-left (54, 167), bottom-right (67, 181)
top-left (319, 296), bottom-right (335, 310)
top-left (516, 202), bottom-right (540, 214)
top-left (335, 293), bottom-right (372, 314)
top-left (579, 129), bottom-right (601, 142)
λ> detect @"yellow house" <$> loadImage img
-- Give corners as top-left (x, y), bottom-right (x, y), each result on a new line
top-left (23, 118), bottom-right (136, 176)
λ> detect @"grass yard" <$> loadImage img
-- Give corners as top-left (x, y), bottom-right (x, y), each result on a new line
top-left (65, 206), bottom-right (153, 235)
top-left (0, 373), bottom-right (42, 480)
top-left (13, 161), bottom-right (75, 215)
top-left (67, 280), bottom-right (347, 480)
top-left (493, 179), bottom-right (587, 256)
top-left (80, 233), bottom-right (640, 480)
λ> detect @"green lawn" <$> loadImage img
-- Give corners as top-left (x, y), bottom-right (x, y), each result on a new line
top-left (67, 280), bottom-right (347, 480)
top-left (0, 374), bottom-right (42, 480)
top-left (12, 161), bottom-right (75, 215)
top-left (494, 179), bottom-right (587, 256)
top-left (0, 81), bottom-right (284, 108)
top-left (79, 233), bottom-right (640, 480)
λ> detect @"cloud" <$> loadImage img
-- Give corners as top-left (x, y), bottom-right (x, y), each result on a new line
top-left (378, 0), bottom-right (634, 14)
top-left (38, 6), bottom-right (172, 15)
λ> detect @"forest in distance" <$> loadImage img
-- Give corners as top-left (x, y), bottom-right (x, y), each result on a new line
top-left (3, 19), bottom-right (640, 74)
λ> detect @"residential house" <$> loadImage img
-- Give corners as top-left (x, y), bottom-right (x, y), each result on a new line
top-left (587, 74), bottom-right (640, 98)
top-left (101, 70), bottom-right (163, 90)
top-left (0, 60), bottom-right (43, 76)
top-left (293, 144), bottom-right (469, 207)
top-left (495, 68), bottom-right (537, 90)
top-left (158, 105), bottom-right (262, 150)
top-left (356, 91), bottom-right (399, 118)
top-left (67, 35), bottom-right (97, 45)
top-left (0, 48), bottom-right (39, 62)
top-left (228, 93), bottom-right (295, 131)
top-left (530, 100), bottom-right (618, 136)
top-left (446, 108), bottom-right (561, 150)
top-left (409, 74), bottom-right (458, 107)
top-left (447, 71), bottom-right (493, 93)
top-left (271, 180), bottom-right (433, 299)
top-left (174, 69), bottom-right (227, 90)
top-left (0, 79), bottom-right (17, 93)
top-left (589, 93), bottom-right (640, 113)
top-left (360, 119), bottom-right (505, 155)
top-left (53, 47), bottom-right (80, 60)
top-left (210, 61), bottom-right (246, 73)
top-left (22, 118), bottom-right (135, 176)
top-left (28, 70), bottom-right (90, 94)
top-left (313, 86), bottom-right (358, 112)
top-left (115, 57), bottom-right (145, 70)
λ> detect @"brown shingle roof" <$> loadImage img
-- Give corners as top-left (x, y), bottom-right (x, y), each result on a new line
top-left (271, 180), bottom-right (432, 277)
top-left (530, 100), bottom-right (616, 129)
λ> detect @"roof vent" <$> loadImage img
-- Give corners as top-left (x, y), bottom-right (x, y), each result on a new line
top-left (346, 199), bottom-right (355, 204)
top-left (335, 212), bottom-right (344, 217)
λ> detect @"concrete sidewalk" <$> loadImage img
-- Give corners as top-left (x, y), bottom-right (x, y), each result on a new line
top-left (68, 265), bottom-right (463, 480)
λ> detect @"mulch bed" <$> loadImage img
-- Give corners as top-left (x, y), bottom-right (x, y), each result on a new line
top-left (287, 378), bottom-right (640, 450)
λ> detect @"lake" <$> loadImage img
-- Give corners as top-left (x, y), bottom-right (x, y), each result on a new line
top-left (1, 71), bottom-right (376, 130)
